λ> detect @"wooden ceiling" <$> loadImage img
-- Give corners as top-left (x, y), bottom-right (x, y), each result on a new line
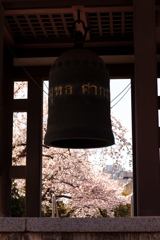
top-left (4, 5), bottom-right (134, 48)
top-left (2, 0), bottom-right (160, 57)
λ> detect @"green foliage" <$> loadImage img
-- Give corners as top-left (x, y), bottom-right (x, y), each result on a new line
top-left (122, 190), bottom-right (129, 196)
top-left (10, 182), bottom-right (131, 218)
top-left (97, 208), bottom-right (110, 218)
top-left (41, 206), bottom-right (52, 217)
top-left (11, 183), bottom-right (73, 218)
top-left (42, 200), bottom-right (75, 217)
top-left (11, 183), bottom-right (25, 217)
top-left (57, 201), bottom-right (75, 217)
top-left (113, 204), bottom-right (131, 217)
top-left (94, 204), bottom-right (131, 218)
top-left (122, 182), bottom-right (133, 196)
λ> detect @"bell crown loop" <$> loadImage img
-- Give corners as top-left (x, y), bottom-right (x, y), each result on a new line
top-left (68, 10), bottom-right (89, 48)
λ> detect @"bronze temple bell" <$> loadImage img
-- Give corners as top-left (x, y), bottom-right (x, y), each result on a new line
top-left (44, 11), bottom-right (114, 148)
top-left (44, 48), bottom-right (114, 148)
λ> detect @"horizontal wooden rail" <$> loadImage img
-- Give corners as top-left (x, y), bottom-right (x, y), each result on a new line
top-left (10, 166), bottom-right (26, 179)
top-left (12, 99), bottom-right (28, 112)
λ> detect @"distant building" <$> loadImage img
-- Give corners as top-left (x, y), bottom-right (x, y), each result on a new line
top-left (104, 164), bottom-right (133, 195)
top-left (104, 165), bottom-right (133, 180)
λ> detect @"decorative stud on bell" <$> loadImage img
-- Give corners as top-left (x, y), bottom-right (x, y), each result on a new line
top-left (44, 11), bottom-right (114, 149)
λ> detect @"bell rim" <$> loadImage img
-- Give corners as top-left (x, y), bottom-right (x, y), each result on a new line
top-left (44, 136), bottom-right (114, 149)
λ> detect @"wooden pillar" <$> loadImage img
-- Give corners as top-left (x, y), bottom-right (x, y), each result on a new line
top-left (0, 2), bottom-right (13, 217)
top-left (0, 0), bottom-right (13, 216)
top-left (0, 2), bottom-right (3, 163)
top-left (133, 0), bottom-right (160, 215)
top-left (0, 0), bottom-right (5, 216)
top-left (26, 77), bottom-right (43, 217)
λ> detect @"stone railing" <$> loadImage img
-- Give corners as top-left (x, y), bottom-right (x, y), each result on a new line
top-left (0, 217), bottom-right (160, 239)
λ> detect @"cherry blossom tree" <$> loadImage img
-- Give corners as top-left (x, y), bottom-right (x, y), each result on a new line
top-left (12, 82), bottom-right (132, 217)
top-left (42, 148), bottom-right (131, 217)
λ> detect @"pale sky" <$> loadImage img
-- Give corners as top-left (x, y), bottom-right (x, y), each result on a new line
top-left (110, 79), bottom-right (132, 141)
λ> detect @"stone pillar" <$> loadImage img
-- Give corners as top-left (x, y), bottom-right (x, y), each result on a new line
top-left (133, 0), bottom-right (160, 215)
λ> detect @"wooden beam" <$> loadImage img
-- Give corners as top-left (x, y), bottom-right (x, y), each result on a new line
top-left (84, 6), bottom-right (133, 13)
top-left (3, 25), bottom-right (15, 46)
top-left (5, 7), bottom-right (73, 15)
top-left (26, 77), bottom-right (42, 217)
top-left (12, 63), bottom-right (133, 79)
top-left (13, 55), bottom-right (136, 67)
top-left (0, 49), bottom-right (13, 217)
top-left (121, 11), bottom-right (125, 35)
top-left (109, 12), bottom-right (114, 36)
top-left (24, 15), bottom-right (37, 38)
top-left (158, 96), bottom-right (160, 109)
top-left (0, 1), bottom-right (12, 217)
top-left (13, 54), bottom-right (160, 67)
top-left (159, 127), bottom-right (160, 147)
top-left (12, 99), bottom-right (28, 112)
top-left (10, 166), bottom-right (26, 179)
top-left (4, 6), bottom-right (133, 16)
top-left (11, 39), bottom-right (133, 49)
top-left (48, 14), bottom-right (59, 38)
top-left (37, 14), bottom-right (48, 38)
top-left (0, 2), bottom-right (4, 167)
top-left (133, 0), bottom-right (160, 216)
top-left (13, 15), bottom-right (26, 38)
top-left (12, 66), bottom-right (50, 80)
top-left (60, 13), bottom-right (70, 37)
top-left (97, 12), bottom-right (103, 37)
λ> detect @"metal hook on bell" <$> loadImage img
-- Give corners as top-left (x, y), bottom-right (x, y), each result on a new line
top-left (68, 9), bottom-right (89, 47)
